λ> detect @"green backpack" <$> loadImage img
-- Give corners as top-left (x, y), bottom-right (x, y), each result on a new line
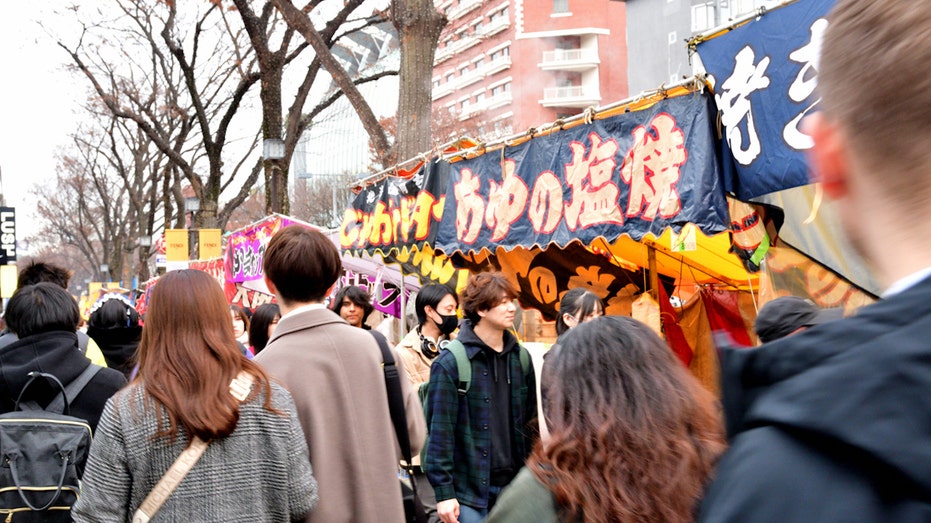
top-left (418, 340), bottom-right (532, 468)
top-left (417, 339), bottom-right (531, 402)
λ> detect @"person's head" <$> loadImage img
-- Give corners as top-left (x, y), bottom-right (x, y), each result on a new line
top-left (753, 296), bottom-right (843, 344)
top-left (248, 303), bottom-right (281, 355)
top-left (809, 1), bottom-right (931, 275)
top-left (230, 305), bottom-right (250, 338)
top-left (461, 272), bottom-right (518, 330)
top-left (533, 316), bottom-right (724, 522)
top-left (555, 287), bottom-right (605, 335)
top-left (330, 286), bottom-right (373, 328)
top-left (17, 260), bottom-right (72, 289)
top-left (5, 282), bottom-right (80, 337)
top-left (88, 293), bottom-right (141, 330)
top-left (263, 225), bottom-right (342, 306)
top-left (137, 269), bottom-right (275, 442)
top-left (415, 284), bottom-right (459, 336)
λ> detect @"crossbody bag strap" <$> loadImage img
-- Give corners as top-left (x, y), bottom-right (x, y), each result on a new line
top-left (132, 371), bottom-right (253, 523)
top-left (371, 331), bottom-right (414, 465)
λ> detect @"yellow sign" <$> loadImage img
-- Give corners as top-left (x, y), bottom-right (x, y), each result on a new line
top-left (198, 229), bottom-right (222, 260)
top-left (0, 265), bottom-right (17, 298)
top-left (165, 229), bottom-right (190, 261)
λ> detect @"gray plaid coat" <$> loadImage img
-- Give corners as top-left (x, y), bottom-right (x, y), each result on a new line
top-left (72, 381), bottom-right (317, 522)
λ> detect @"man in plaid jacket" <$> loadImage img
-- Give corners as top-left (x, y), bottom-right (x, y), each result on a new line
top-left (424, 272), bottom-right (538, 523)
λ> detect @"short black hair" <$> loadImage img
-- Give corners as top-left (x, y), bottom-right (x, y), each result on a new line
top-left (6, 282), bottom-right (80, 337)
top-left (415, 284), bottom-right (457, 325)
top-left (330, 286), bottom-right (374, 323)
top-left (17, 260), bottom-right (72, 289)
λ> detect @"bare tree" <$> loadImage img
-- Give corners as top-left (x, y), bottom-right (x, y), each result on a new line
top-left (290, 173), bottom-right (356, 228)
top-left (56, 0), bottom-right (262, 229)
top-left (231, 0), bottom-right (396, 215)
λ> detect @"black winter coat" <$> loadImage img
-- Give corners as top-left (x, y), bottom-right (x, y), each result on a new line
top-left (699, 275), bottom-right (931, 523)
top-left (0, 331), bottom-right (127, 432)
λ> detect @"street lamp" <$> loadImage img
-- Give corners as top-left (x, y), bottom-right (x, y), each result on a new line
top-left (138, 235), bottom-right (152, 248)
top-left (263, 138), bottom-right (287, 214)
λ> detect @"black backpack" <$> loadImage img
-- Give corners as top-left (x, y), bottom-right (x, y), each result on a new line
top-left (0, 367), bottom-right (100, 522)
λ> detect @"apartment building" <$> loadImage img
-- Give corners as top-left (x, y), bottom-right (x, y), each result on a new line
top-left (625, 0), bottom-right (768, 93)
top-left (431, 0), bottom-right (628, 138)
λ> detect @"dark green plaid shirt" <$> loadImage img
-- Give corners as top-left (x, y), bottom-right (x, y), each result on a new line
top-left (424, 321), bottom-right (538, 509)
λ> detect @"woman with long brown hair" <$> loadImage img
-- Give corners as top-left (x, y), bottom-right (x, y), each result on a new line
top-left (487, 316), bottom-right (725, 523)
top-left (73, 270), bottom-right (318, 522)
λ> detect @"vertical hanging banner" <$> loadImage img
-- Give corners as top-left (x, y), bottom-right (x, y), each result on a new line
top-left (695, 0), bottom-right (835, 200)
top-left (435, 93), bottom-right (729, 255)
top-left (0, 207), bottom-right (16, 265)
top-left (164, 229), bottom-right (190, 262)
top-left (198, 229), bottom-right (223, 260)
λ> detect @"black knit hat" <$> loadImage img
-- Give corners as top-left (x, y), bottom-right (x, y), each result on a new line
top-left (754, 296), bottom-right (843, 343)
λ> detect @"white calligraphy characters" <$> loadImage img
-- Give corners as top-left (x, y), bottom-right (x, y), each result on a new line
top-left (716, 46), bottom-right (771, 166)
top-left (784, 18), bottom-right (828, 150)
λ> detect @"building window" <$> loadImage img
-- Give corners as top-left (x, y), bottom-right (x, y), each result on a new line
top-left (446, 73), bottom-right (455, 84)
top-left (691, 2), bottom-right (715, 32)
top-left (476, 92), bottom-right (486, 103)
top-left (491, 46), bottom-right (510, 60)
top-left (553, 0), bottom-right (569, 14)
top-left (474, 58), bottom-right (485, 69)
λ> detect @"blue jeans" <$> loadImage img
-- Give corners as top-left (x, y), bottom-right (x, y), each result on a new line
top-left (457, 485), bottom-right (502, 523)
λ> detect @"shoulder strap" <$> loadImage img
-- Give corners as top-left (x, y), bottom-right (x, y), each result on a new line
top-left (518, 345), bottom-right (530, 378)
top-left (371, 330), bottom-right (415, 466)
top-left (132, 371), bottom-right (253, 523)
top-left (46, 364), bottom-right (102, 414)
top-left (446, 340), bottom-right (471, 396)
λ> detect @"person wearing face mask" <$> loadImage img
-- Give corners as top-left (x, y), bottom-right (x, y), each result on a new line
top-left (395, 284), bottom-right (459, 523)
top-left (396, 284), bottom-right (460, 390)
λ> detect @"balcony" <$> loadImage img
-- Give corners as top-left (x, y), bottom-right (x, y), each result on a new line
top-left (448, 34), bottom-right (480, 56)
top-left (482, 15), bottom-right (510, 37)
top-left (539, 86), bottom-right (601, 108)
top-left (458, 67), bottom-right (484, 89)
top-left (484, 56), bottom-right (511, 76)
top-left (432, 82), bottom-right (454, 101)
top-left (486, 91), bottom-right (512, 111)
top-left (447, 0), bottom-right (482, 20)
top-left (435, 46), bottom-right (453, 64)
top-left (539, 48), bottom-right (600, 72)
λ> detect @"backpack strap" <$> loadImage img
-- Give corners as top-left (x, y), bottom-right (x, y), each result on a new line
top-left (446, 340), bottom-right (471, 396)
top-left (518, 345), bottom-right (530, 378)
top-left (46, 364), bottom-right (103, 414)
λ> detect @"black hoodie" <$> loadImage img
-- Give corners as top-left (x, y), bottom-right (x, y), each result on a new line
top-left (0, 331), bottom-right (127, 432)
top-left (699, 274), bottom-right (931, 523)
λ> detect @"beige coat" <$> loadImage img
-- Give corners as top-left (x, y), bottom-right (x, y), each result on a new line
top-left (256, 307), bottom-right (427, 523)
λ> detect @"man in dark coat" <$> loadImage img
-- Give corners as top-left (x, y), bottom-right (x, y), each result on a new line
top-left (699, 1), bottom-right (931, 522)
top-left (0, 283), bottom-right (126, 431)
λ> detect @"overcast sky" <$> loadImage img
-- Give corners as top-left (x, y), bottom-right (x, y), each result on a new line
top-left (0, 4), bottom-right (80, 239)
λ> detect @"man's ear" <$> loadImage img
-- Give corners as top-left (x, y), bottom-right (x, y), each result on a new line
top-left (804, 113), bottom-right (850, 200)
top-left (264, 275), bottom-right (278, 296)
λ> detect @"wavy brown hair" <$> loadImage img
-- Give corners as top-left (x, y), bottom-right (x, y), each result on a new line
top-left (532, 316), bottom-right (725, 523)
top-left (135, 269), bottom-right (277, 442)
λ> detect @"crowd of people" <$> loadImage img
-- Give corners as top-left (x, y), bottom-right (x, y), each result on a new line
top-left (1, 1), bottom-right (929, 521)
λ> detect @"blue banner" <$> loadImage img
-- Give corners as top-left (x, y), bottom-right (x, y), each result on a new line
top-left (697, 0), bottom-right (834, 200)
top-left (435, 93), bottom-right (728, 255)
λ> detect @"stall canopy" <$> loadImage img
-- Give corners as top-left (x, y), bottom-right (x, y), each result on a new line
top-left (341, 82), bottom-right (759, 321)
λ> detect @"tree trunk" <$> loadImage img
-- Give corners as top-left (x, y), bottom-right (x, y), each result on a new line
top-left (392, 0), bottom-right (447, 162)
